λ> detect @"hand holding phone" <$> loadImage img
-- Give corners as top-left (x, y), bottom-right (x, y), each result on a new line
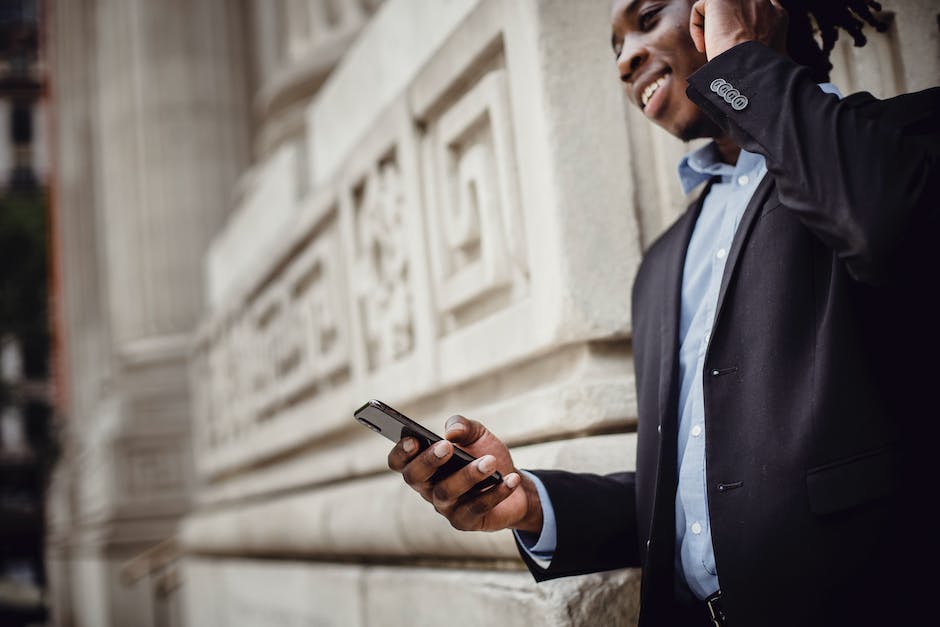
top-left (355, 400), bottom-right (543, 534)
top-left (355, 399), bottom-right (502, 493)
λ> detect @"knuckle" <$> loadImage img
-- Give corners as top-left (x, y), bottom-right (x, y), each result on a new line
top-left (401, 466), bottom-right (418, 486)
top-left (466, 499), bottom-right (487, 517)
top-left (433, 500), bottom-right (453, 517)
top-left (448, 515), bottom-right (471, 532)
top-left (431, 483), bottom-right (451, 503)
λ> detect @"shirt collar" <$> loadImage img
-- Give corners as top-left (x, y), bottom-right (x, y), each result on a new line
top-left (676, 81), bottom-right (842, 195)
top-left (677, 143), bottom-right (765, 195)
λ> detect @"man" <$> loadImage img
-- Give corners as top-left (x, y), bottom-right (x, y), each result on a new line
top-left (388, 1), bottom-right (939, 625)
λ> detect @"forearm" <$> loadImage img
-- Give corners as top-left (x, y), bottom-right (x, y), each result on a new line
top-left (517, 469), bottom-right (640, 582)
top-left (686, 41), bottom-right (939, 284)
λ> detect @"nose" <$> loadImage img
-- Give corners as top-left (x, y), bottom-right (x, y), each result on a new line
top-left (618, 40), bottom-right (648, 83)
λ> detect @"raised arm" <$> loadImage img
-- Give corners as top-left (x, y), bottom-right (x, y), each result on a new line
top-left (686, 40), bottom-right (939, 284)
top-left (684, 0), bottom-right (939, 284)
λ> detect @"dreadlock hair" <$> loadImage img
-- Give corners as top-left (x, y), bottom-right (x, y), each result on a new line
top-left (781, 0), bottom-right (890, 83)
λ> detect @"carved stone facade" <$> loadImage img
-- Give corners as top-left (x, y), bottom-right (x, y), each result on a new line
top-left (45, 1), bottom-right (939, 626)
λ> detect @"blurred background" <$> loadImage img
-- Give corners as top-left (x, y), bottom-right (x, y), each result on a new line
top-left (1, 0), bottom-right (53, 625)
top-left (1, 0), bottom-right (937, 625)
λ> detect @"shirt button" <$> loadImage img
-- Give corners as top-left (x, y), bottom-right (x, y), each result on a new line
top-left (716, 248), bottom-right (727, 259)
top-left (704, 332), bottom-right (710, 344)
top-left (657, 424), bottom-right (662, 434)
top-left (737, 175), bottom-right (750, 186)
top-left (691, 522), bottom-right (703, 535)
top-left (691, 425), bottom-right (702, 437)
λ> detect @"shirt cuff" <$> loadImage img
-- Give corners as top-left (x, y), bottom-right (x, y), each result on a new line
top-left (512, 470), bottom-right (557, 568)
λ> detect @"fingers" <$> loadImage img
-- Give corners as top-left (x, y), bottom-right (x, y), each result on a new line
top-left (399, 439), bottom-right (454, 492)
top-left (446, 473), bottom-right (523, 532)
top-left (389, 437), bottom-right (456, 503)
top-left (689, 0), bottom-right (707, 54)
top-left (386, 435), bottom-right (421, 472)
top-left (443, 414), bottom-right (487, 447)
top-left (390, 414), bottom-right (523, 531)
top-left (431, 453), bottom-right (500, 510)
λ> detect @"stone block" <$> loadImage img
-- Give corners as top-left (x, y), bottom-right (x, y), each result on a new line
top-left (180, 558), bottom-right (639, 627)
top-left (182, 558), bottom-right (365, 627)
top-left (363, 566), bottom-right (639, 627)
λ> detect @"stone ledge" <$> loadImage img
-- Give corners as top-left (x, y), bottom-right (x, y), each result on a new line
top-left (182, 433), bottom-right (636, 559)
top-left (182, 558), bottom-right (640, 627)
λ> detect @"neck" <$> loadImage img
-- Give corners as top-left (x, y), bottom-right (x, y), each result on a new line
top-left (714, 135), bottom-right (741, 165)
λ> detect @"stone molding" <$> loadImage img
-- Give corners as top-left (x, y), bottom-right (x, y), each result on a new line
top-left (182, 434), bottom-right (635, 559)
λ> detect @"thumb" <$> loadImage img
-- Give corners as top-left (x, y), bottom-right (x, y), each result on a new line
top-left (444, 415), bottom-right (487, 446)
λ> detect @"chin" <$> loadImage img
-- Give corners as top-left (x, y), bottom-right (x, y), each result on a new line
top-left (670, 113), bottom-right (722, 143)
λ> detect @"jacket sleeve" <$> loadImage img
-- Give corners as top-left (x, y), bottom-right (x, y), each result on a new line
top-left (685, 41), bottom-right (940, 284)
top-left (516, 469), bottom-right (640, 581)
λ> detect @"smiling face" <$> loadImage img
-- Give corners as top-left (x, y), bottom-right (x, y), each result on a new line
top-left (610, 0), bottom-right (721, 141)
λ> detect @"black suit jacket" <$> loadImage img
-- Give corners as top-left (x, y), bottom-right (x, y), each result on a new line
top-left (518, 43), bottom-right (940, 626)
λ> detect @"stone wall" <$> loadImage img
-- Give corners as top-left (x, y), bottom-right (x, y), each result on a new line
top-left (184, 1), bottom-right (641, 624)
top-left (45, 1), bottom-right (940, 626)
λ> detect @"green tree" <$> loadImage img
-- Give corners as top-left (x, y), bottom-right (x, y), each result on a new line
top-left (0, 188), bottom-right (49, 381)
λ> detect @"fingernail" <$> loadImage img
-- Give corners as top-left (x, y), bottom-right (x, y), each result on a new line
top-left (445, 416), bottom-right (466, 433)
top-left (446, 422), bottom-right (466, 435)
top-left (477, 455), bottom-right (495, 474)
top-left (505, 473), bottom-right (520, 489)
top-left (433, 440), bottom-right (450, 458)
top-left (402, 438), bottom-right (416, 453)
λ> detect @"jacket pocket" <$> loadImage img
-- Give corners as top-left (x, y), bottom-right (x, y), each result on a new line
top-left (805, 445), bottom-right (899, 515)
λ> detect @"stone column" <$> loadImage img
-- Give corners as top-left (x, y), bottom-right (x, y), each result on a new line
top-left (46, 0), bottom-right (250, 625)
top-left (93, 0), bottom-right (250, 347)
top-left (46, 0), bottom-right (108, 621)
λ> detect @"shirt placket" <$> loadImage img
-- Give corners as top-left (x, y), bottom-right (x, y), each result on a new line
top-left (691, 191), bottom-right (739, 587)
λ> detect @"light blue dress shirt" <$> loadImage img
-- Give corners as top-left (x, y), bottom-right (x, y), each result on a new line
top-left (515, 83), bottom-right (841, 597)
top-left (673, 143), bottom-right (767, 599)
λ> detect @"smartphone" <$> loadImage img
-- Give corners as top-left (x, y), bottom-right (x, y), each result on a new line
top-left (354, 399), bottom-right (502, 494)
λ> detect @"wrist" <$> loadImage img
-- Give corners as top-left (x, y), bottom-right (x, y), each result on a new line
top-left (512, 472), bottom-right (544, 535)
top-left (708, 35), bottom-right (752, 61)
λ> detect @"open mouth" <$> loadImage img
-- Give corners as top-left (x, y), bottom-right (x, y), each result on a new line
top-left (641, 72), bottom-right (669, 110)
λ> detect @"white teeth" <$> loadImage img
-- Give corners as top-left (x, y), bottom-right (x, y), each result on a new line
top-left (641, 75), bottom-right (667, 108)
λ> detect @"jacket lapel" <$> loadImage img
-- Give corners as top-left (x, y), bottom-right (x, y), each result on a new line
top-left (657, 184), bottom-right (710, 428)
top-left (712, 174), bottom-right (776, 331)
top-left (640, 184), bottom-right (710, 621)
